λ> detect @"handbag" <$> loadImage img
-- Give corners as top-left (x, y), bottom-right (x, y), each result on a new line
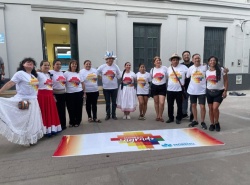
top-left (206, 89), bottom-right (222, 98)
top-left (171, 65), bottom-right (187, 99)
top-left (18, 100), bottom-right (30, 110)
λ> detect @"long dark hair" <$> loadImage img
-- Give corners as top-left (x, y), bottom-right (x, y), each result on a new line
top-left (121, 62), bottom-right (130, 90)
top-left (17, 57), bottom-right (38, 77)
top-left (40, 60), bottom-right (53, 79)
top-left (68, 59), bottom-right (79, 72)
top-left (208, 56), bottom-right (221, 82)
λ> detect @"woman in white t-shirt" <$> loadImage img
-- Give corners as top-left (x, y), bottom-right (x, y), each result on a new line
top-left (49, 59), bottom-right (67, 130)
top-left (64, 60), bottom-right (85, 127)
top-left (37, 60), bottom-right (62, 136)
top-left (80, 60), bottom-right (101, 123)
top-left (206, 56), bottom-right (228, 132)
top-left (150, 56), bottom-right (168, 122)
top-left (117, 62), bottom-right (137, 119)
top-left (0, 58), bottom-right (45, 146)
top-left (136, 64), bottom-right (152, 120)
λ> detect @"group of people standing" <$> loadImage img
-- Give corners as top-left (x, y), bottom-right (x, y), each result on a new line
top-left (0, 50), bottom-right (228, 146)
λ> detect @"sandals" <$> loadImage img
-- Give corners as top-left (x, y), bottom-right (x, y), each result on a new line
top-left (156, 118), bottom-right (160, 121)
top-left (88, 118), bottom-right (93, 123)
top-left (159, 118), bottom-right (164, 122)
top-left (93, 119), bottom-right (102, 123)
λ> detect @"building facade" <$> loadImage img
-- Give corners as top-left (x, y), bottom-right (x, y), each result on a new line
top-left (1, 0), bottom-right (250, 89)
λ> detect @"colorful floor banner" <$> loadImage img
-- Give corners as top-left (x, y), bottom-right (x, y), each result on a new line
top-left (53, 128), bottom-right (224, 157)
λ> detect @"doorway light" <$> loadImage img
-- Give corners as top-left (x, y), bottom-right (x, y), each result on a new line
top-left (61, 27), bottom-right (66, 31)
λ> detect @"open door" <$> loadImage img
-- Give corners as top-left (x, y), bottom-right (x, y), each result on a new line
top-left (69, 21), bottom-right (79, 62)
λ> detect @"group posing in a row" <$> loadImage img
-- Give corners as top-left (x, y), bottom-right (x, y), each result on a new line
top-left (0, 51), bottom-right (227, 146)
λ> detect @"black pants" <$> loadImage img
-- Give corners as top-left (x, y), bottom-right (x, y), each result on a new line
top-left (54, 93), bottom-right (66, 129)
top-left (167, 91), bottom-right (183, 121)
top-left (66, 91), bottom-right (83, 126)
top-left (86, 91), bottom-right (99, 119)
top-left (103, 89), bottom-right (118, 117)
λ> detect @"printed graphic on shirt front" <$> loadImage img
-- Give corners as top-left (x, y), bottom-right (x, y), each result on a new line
top-left (153, 73), bottom-right (164, 82)
top-left (57, 76), bottom-right (66, 86)
top-left (44, 79), bottom-right (53, 90)
top-left (206, 75), bottom-right (217, 85)
top-left (192, 71), bottom-right (204, 84)
top-left (169, 72), bottom-right (182, 83)
top-left (104, 70), bottom-right (115, 81)
top-left (123, 77), bottom-right (134, 87)
top-left (86, 73), bottom-right (97, 83)
top-left (30, 77), bottom-right (39, 91)
top-left (137, 77), bottom-right (146, 88)
top-left (69, 77), bottom-right (80, 87)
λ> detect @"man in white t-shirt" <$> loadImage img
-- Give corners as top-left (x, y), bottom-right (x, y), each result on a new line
top-left (97, 51), bottom-right (121, 120)
top-left (166, 53), bottom-right (188, 124)
top-left (186, 54), bottom-right (207, 130)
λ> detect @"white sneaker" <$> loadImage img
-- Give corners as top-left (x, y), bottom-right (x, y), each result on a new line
top-left (123, 115), bottom-right (127, 120)
top-left (127, 115), bottom-right (131, 120)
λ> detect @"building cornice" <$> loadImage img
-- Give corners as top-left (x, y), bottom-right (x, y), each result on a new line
top-left (168, 0), bottom-right (250, 9)
top-left (200, 16), bottom-right (234, 23)
top-left (31, 4), bottom-right (84, 14)
top-left (128, 11), bottom-right (168, 19)
top-left (0, 3), bottom-right (5, 9)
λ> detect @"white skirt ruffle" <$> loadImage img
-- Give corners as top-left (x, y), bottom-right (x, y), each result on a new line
top-left (117, 85), bottom-right (137, 112)
top-left (0, 97), bottom-right (46, 146)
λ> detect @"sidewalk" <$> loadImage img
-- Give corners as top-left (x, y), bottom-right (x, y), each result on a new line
top-left (0, 90), bottom-right (250, 185)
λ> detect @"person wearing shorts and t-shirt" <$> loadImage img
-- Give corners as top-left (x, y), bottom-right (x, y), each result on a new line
top-left (150, 56), bottom-right (168, 122)
top-left (186, 54), bottom-right (207, 130)
top-left (206, 56), bottom-right (228, 132)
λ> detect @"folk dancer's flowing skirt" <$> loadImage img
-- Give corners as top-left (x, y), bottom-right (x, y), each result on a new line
top-left (38, 90), bottom-right (62, 135)
top-left (117, 85), bottom-right (137, 112)
top-left (0, 97), bottom-right (45, 145)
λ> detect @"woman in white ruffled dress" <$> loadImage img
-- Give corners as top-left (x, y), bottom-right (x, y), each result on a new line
top-left (117, 62), bottom-right (137, 119)
top-left (0, 58), bottom-right (45, 146)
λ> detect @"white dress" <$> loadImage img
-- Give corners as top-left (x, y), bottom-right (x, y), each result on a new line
top-left (0, 71), bottom-right (45, 145)
top-left (117, 71), bottom-right (137, 112)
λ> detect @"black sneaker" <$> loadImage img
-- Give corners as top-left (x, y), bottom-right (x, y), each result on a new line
top-left (166, 119), bottom-right (174, 123)
top-left (176, 119), bottom-right (181, 124)
top-left (189, 114), bottom-right (194, 122)
top-left (209, 124), bottom-right (215, 131)
top-left (215, 122), bottom-right (221, 132)
top-left (112, 116), bottom-right (118, 120)
top-left (105, 115), bottom-right (110, 120)
top-left (188, 121), bottom-right (198, 127)
top-left (182, 114), bottom-right (188, 119)
top-left (201, 122), bottom-right (207, 130)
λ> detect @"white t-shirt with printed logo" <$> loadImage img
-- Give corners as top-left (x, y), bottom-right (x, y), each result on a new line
top-left (136, 72), bottom-right (151, 95)
top-left (167, 64), bottom-right (188, 91)
top-left (37, 72), bottom-right (53, 90)
top-left (121, 71), bottom-right (136, 87)
top-left (80, 68), bottom-right (98, 93)
top-left (97, 64), bottom-right (121, 89)
top-left (186, 65), bottom-right (207, 95)
top-left (11, 71), bottom-right (39, 99)
top-left (49, 70), bottom-right (66, 90)
top-left (64, 71), bottom-right (83, 93)
top-left (150, 66), bottom-right (168, 86)
top-left (206, 68), bottom-right (225, 90)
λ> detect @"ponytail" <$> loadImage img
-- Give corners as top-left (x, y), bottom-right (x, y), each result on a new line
top-left (121, 69), bottom-right (126, 90)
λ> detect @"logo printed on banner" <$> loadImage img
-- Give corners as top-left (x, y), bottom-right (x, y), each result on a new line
top-left (111, 132), bottom-right (164, 149)
top-left (162, 143), bottom-right (195, 147)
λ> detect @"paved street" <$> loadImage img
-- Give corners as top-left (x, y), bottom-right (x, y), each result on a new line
top-left (0, 91), bottom-right (250, 185)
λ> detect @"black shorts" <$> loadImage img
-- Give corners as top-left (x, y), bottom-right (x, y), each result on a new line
top-left (190, 94), bottom-right (206, 105)
top-left (137, 94), bottom-right (150, 97)
top-left (206, 89), bottom-right (224, 104)
top-left (151, 83), bottom-right (167, 97)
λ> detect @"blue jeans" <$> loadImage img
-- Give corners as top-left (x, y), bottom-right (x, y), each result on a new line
top-left (182, 91), bottom-right (192, 115)
top-left (103, 89), bottom-right (118, 117)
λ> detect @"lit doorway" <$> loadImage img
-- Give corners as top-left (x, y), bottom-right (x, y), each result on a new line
top-left (41, 18), bottom-right (79, 70)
